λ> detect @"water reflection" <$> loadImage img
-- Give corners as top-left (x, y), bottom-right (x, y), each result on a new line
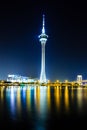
top-left (26, 87), bottom-right (31, 113)
top-left (16, 87), bottom-right (21, 117)
top-left (34, 86), bottom-right (40, 114)
top-left (47, 86), bottom-right (51, 111)
top-left (77, 88), bottom-right (83, 110)
top-left (54, 86), bottom-right (61, 111)
top-left (6, 87), bottom-right (16, 119)
top-left (0, 86), bottom-right (4, 100)
top-left (76, 88), bottom-right (87, 115)
top-left (10, 87), bottom-right (16, 116)
top-left (0, 86), bottom-right (87, 129)
top-left (64, 87), bottom-right (69, 112)
top-left (34, 86), bottom-right (47, 118)
top-left (54, 86), bottom-right (70, 113)
top-left (0, 86), bottom-right (5, 116)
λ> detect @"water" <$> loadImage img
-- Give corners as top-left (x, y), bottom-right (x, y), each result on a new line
top-left (0, 86), bottom-right (87, 130)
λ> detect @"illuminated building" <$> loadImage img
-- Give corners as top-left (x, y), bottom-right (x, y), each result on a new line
top-left (7, 74), bottom-right (35, 83)
top-left (77, 75), bottom-right (82, 85)
top-left (38, 15), bottom-right (48, 83)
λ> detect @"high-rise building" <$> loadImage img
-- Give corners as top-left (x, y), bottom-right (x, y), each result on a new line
top-left (77, 75), bottom-right (82, 85)
top-left (38, 15), bottom-right (48, 83)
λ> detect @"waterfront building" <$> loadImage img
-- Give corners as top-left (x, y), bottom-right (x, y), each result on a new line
top-left (38, 15), bottom-right (48, 83)
top-left (7, 74), bottom-right (35, 83)
top-left (77, 75), bottom-right (82, 85)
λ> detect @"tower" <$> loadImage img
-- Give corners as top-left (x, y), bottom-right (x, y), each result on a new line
top-left (38, 15), bottom-right (48, 83)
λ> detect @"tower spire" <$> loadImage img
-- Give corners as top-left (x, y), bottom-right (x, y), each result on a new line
top-left (42, 14), bottom-right (45, 34)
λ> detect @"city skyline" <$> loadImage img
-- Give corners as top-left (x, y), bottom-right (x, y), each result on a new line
top-left (0, 1), bottom-right (87, 81)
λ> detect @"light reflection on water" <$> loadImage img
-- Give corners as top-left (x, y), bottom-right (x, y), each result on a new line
top-left (0, 86), bottom-right (87, 129)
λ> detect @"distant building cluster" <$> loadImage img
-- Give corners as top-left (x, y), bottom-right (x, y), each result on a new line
top-left (7, 74), bottom-right (36, 83)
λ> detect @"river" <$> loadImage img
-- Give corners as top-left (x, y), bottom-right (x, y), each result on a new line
top-left (0, 86), bottom-right (87, 130)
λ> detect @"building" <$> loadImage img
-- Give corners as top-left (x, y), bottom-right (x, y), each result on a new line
top-left (77, 75), bottom-right (82, 85)
top-left (7, 74), bottom-right (35, 83)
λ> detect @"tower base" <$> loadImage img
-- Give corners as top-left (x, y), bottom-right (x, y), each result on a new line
top-left (40, 73), bottom-right (46, 83)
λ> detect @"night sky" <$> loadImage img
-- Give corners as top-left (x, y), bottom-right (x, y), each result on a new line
top-left (0, 0), bottom-right (87, 81)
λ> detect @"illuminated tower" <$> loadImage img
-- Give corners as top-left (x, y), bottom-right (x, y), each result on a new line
top-left (38, 15), bottom-right (48, 83)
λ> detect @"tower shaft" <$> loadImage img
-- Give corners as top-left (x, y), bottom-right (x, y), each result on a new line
top-left (40, 42), bottom-right (46, 82)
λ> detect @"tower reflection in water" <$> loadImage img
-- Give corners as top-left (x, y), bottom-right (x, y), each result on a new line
top-left (34, 86), bottom-right (50, 118)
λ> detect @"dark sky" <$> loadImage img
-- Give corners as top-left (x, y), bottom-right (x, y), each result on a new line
top-left (0, 0), bottom-right (87, 81)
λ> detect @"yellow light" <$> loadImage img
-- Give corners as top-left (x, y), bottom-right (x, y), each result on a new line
top-left (56, 80), bottom-right (59, 83)
top-left (48, 80), bottom-right (50, 83)
top-left (65, 80), bottom-right (68, 83)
